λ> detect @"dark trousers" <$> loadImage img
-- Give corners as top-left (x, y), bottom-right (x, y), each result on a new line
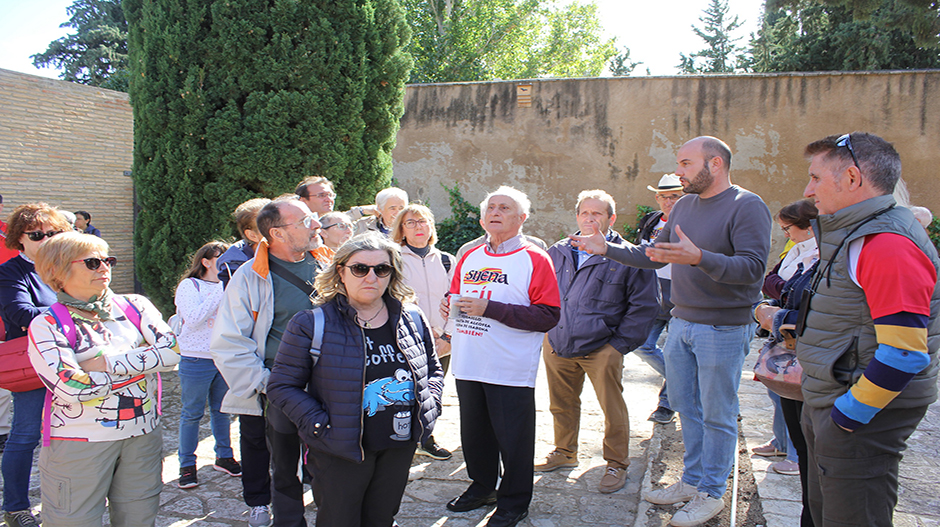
top-left (455, 380), bottom-right (536, 515)
top-left (308, 444), bottom-right (416, 527)
top-left (240, 414), bottom-right (271, 507)
top-left (802, 403), bottom-right (928, 527)
top-left (266, 403), bottom-right (306, 527)
top-left (779, 397), bottom-right (814, 527)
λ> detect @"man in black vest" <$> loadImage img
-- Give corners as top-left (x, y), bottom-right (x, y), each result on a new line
top-left (798, 132), bottom-right (939, 526)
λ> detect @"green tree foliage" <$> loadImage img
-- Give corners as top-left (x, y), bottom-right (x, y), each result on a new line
top-left (767, 0), bottom-right (940, 48)
top-left (31, 0), bottom-right (129, 91)
top-left (749, 0), bottom-right (940, 72)
top-left (678, 0), bottom-right (746, 73)
top-left (125, 0), bottom-right (411, 312)
top-left (436, 184), bottom-right (483, 255)
top-left (609, 47), bottom-right (642, 76)
top-left (404, 0), bottom-right (618, 83)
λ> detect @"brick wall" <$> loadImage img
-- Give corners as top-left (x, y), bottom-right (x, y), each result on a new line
top-left (0, 68), bottom-right (135, 294)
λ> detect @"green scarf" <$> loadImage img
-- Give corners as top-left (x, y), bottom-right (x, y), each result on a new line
top-left (57, 289), bottom-right (115, 321)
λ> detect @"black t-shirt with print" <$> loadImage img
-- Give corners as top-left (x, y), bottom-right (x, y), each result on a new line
top-left (361, 320), bottom-right (416, 451)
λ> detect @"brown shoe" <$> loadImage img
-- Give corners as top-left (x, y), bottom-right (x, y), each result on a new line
top-left (598, 465), bottom-right (627, 493)
top-left (534, 450), bottom-right (577, 472)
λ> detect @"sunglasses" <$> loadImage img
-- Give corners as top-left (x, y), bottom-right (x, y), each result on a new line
top-left (25, 230), bottom-right (63, 242)
top-left (71, 256), bottom-right (117, 270)
top-left (343, 263), bottom-right (393, 278)
top-left (836, 133), bottom-right (860, 170)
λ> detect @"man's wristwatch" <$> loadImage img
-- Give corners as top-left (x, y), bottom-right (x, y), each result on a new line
top-left (440, 333), bottom-right (451, 343)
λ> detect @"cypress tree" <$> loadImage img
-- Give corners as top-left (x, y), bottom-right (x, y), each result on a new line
top-left (125, 0), bottom-right (412, 312)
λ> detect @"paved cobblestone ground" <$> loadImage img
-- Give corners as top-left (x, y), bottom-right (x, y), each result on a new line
top-left (2, 342), bottom-right (938, 526)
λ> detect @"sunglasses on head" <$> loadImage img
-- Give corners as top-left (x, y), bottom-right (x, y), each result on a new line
top-left (836, 133), bottom-right (860, 170)
top-left (25, 230), bottom-right (63, 242)
top-left (343, 263), bottom-right (393, 278)
top-left (71, 257), bottom-right (117, 270)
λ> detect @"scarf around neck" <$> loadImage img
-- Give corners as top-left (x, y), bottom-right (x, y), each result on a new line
top-left (57, 289), bottom-right (115, 321)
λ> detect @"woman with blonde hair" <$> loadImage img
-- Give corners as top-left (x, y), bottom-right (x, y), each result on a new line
top-left (389, 203), bottom-right (455, 460)
top-left (28, 231), bottom-right (180, 526)
top-left (175, 240), bottom-right (241, 489)
top-left (268, 232), bottom-right (442, 527)
top-left (0, 202), bottom-right (70, 527)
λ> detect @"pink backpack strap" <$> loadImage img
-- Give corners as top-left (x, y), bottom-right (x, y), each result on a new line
top-left (44, 303), bottom-right (76, 447)
top-left (112, 296), bottom-right (162, 416)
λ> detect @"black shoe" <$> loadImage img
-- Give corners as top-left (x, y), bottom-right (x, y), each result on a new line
top-left (213, 457), bottom-right (242, 477)
top-left (446, 490), bottom-right (497, 512)
top-left (648, 406), bottom-right (676, 424)
top-left (417, 439), bottom-right (452, 460)
top-left (178, 465), bottom-right (198, 489)
top-left (485, 508), bottom-right (528, 527)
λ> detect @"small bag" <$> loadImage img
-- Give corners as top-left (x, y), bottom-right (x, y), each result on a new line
top-left (0, 336), bottom-right (46, 392)
top-left (753, 324), bottom-right (803, 401)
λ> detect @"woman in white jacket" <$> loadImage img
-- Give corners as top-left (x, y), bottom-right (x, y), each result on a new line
top-left (390, 203), bottom-right (455, 460)
top-left (174, 241), bottom-right (241, 489)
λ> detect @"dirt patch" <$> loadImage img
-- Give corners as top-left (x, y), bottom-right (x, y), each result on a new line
top-left (643, 420), bottom-right (766, 527)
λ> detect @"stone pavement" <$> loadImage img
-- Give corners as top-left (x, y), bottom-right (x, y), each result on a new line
top-left (3, 342), bottom-right (939, 526)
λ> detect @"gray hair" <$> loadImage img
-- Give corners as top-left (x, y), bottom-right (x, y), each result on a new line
top-left (319, 211), bottom-right (352, 227)
top-left (313, 232), bottom-right (416, 306)
top-left (375, 187), bottom-right (408, 209)
top-left (479, 186), bottom-right (531, 217)
top-left (575, 189), bottom-right (616, 217)
top-left (804, 132), bottom-right (901, 195)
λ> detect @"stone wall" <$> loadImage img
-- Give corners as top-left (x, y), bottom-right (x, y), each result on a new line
top-left (0, 68), bottom-right (135, 294)
top-left (391, 71), bottom-right (940, 255)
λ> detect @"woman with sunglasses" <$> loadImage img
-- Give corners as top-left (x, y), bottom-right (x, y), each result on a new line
top-left (0, 202), bottom-right (70, 527)
top-left (174, 240), bottom-right (242, 489)
top-left (268, 232), bottom-right (443, 527)
top-left (389, 203), bottom-right (455, 461)
top-left (27, 231), bottom-right (180, 527)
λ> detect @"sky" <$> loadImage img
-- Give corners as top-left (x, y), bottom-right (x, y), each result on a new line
top-left (0, 0), bottom-right (762, 80)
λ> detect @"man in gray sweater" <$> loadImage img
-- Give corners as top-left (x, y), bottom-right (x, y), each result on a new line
top-left (572, 136), bottom-right (771, 527)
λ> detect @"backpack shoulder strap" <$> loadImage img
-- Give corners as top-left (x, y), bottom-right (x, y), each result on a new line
top-left (48, 303), bottom-right (77, 349)
top-left (111, 295), bottom-right (142, 331)
top-left (405, 304), bottom-right (426, 342)
top-left (309, 307), bottom-right (325, 367)
top-left (441, 253), bottom-right (452, 274)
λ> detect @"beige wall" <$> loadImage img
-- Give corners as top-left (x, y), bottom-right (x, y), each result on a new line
top-left (391, 71), bottom-right (940, 256)
top-left (0, 68), bottom-right (135, 293)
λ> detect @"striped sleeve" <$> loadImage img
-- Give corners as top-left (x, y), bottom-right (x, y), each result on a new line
top-left (832, 234), bottom-right (936, 431)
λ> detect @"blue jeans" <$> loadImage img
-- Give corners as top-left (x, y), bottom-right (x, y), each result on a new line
top-left (177, 356), bottom-right (233, 467)
top-left (1, 387), bottom-right (45, 512)
top-left (633, 318), bottom-right (670, 410)
top-left (768, 389), bottom-right (798, 463)
top-left (664, 318), bottom-right (755, 498)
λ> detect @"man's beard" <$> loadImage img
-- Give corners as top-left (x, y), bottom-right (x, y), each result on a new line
top-left (683, 163), bottom-right (714, 195)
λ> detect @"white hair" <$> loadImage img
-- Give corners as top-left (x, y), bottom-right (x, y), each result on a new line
top-left (375, 187), bottom-right (408, 209)
top-left (479, 186), bottom-right (531, 217)
top-left (911, 206), bottom-right (933, 228)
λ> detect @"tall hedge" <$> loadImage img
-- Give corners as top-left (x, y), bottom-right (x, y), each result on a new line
top-left (125, 0), bottom-right (412, 313)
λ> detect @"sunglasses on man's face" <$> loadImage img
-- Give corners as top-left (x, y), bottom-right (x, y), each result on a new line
top-left (343, 263), bottom-right (393, 278)
top-left (71, 256), bottom-right (117, 270)
top-left (25, 230), bottom-right (63, 242)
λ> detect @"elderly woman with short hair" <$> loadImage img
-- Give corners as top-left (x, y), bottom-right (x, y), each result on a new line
top-left (353, 187), bottom-right (408, 237)
top-left (28, 231), bottom-right (180, 527)
top-left (0, 202), bottom-right (70, 527)
top-left (268, 232), bottom-right (443, 527)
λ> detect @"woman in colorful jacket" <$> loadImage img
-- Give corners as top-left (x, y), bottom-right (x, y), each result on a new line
top-left (28, 232), bottom-right (180, 527)
top-left (267, 233), bottom-right (443, 527)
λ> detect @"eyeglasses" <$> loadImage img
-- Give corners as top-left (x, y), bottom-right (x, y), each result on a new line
top-left (312, 191), bottom-right (336, 200)
top-left (71, 256), bottom-right (117, 270)
top-left (343, 263), bottom-right (393, 278)
top-left (781, 224), bottom-right (793, 234)
top-left (402, 219), bottom-right (429, 229)
top-left (322, 222), bottom-right (352, 231)
top-left (655, 194), bottom-right (683, 202)
top-left (836, 134), bottom-right (860, 170)
top-left (25, 230), bottom-right (63, 242)
top-left (275, 214), bottom-right (318, 229)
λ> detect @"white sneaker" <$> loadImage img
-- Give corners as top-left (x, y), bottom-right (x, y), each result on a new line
top-left (645, 480), bottom-right (699, 505)
top-left (669, 492), bottom-right (724, 527)
top-left (248, 505), bottom-right (273, 527)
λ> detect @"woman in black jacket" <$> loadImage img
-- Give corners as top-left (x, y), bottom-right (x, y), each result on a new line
top-left (268, 232), bottom-right (443, 527)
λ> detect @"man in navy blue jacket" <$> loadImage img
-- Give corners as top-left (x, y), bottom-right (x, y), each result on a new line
top-left (536, 189), bottom-right (659, 494)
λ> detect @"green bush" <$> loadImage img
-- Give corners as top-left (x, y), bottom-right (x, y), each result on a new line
top-left (125, 0), bottom-right (411, 313)
top-left (436, 183), bottom-right (482, 255)
top-left (928, 216), bottom-right (940, 255)
top-left (627, 204), bottom-right (656, 244)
